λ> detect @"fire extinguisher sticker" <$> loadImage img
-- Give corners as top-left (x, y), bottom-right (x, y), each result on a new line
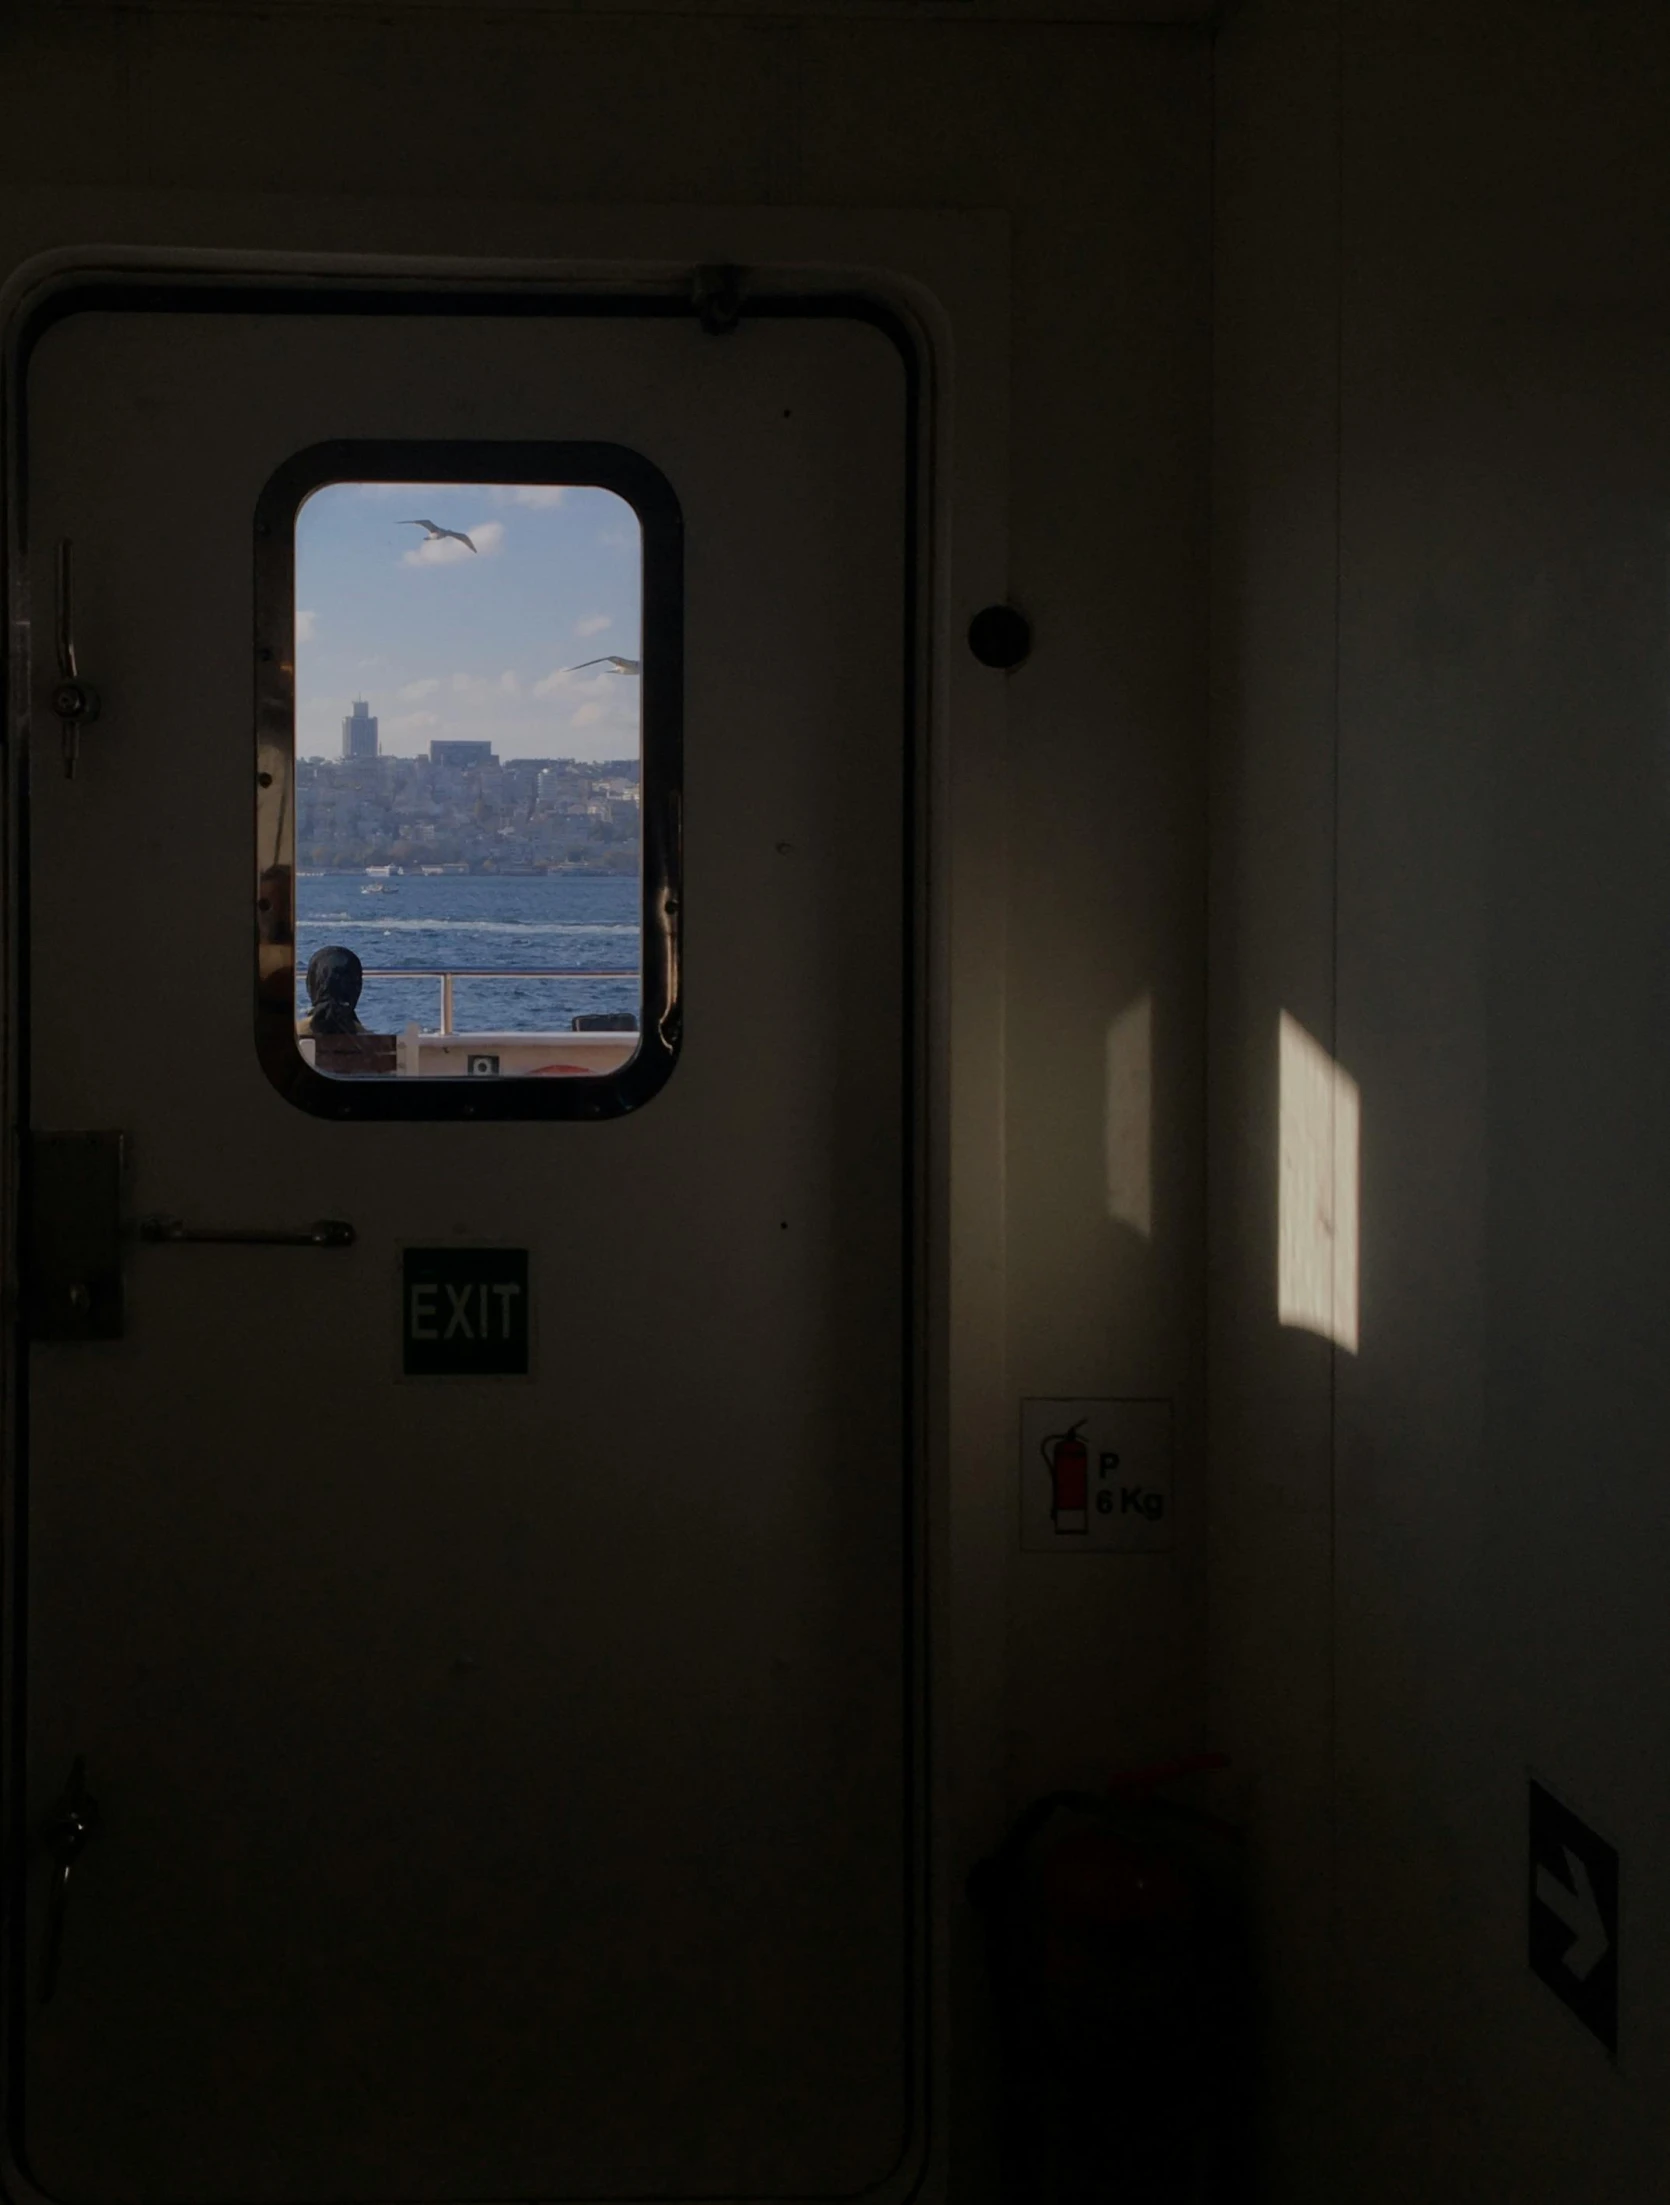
top-left (1019, 1399), bottom-right (1174, 1552)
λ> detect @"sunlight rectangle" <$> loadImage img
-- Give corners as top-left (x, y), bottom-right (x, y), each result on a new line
top-left (1278, 1011), bottom-right (1359, 1352)
top-left (1104, 993), bottom-right (1152, 1238)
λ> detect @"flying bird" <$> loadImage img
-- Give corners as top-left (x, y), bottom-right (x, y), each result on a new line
top-left (402, 519), bottom-right (477, 553)
top-left (564, 656), bottom-right (641, 675)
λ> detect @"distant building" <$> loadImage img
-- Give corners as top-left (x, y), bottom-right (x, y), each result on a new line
top-left (431, 739), bottom-right (497, 769)
top-left (340, 699), bottom-right (379, 760)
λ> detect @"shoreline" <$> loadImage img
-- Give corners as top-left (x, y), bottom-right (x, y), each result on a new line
top-left (297, 866), bottom-right (633, 880)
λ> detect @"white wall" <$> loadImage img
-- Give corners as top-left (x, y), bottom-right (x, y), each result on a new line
top-left (1213, 1), bottom-right (1670, 2194)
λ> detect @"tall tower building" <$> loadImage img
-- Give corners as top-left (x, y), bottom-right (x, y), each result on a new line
top-left (341, 698), bottom-right (379, 760)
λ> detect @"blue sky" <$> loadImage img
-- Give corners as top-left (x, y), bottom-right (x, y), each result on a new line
top-left (294, 481), bottom-right (642, 763)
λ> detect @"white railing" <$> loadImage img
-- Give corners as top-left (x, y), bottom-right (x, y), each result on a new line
top-left (301, 964), bottom-right (638, 1035)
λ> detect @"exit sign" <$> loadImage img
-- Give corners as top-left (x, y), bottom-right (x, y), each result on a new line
top-left (402, 1247), bottom-right (530, 1376)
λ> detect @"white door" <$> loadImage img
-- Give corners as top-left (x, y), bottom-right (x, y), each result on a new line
top-left (13, 287), bottom-right (922, 2203)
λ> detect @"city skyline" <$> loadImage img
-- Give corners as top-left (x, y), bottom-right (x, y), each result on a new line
top-left (308, 729), bottom-right (640, 772)
top-left (296, 481), bottom-right (643, 764)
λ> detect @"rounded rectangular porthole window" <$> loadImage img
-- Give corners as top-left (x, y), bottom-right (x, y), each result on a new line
top-left (255, 442), bottom-right (682, 1119)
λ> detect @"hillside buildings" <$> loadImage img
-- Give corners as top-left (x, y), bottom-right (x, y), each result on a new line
top-left (296, 732), bottom-right (639, 874)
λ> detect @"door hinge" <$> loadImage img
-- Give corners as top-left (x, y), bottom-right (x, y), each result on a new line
top-left (693, 264), bottom-right (744, 337)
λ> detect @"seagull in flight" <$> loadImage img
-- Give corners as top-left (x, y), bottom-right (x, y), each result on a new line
top-left (402, 519), bottom-right (477, 553)
top-left (565, 655), bottom-right (640, 675)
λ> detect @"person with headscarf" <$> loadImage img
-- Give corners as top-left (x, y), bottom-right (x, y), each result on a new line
top-left (305, 945), bottom-right (366, 1035)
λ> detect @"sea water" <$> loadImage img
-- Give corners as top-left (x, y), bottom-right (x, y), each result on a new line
top-left (296, 872), bottom-right (641, 1036)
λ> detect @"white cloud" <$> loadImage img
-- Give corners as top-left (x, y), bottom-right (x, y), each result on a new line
top-left (384, 710), bottom-right (440, 736)
top-left (296, 608), bottom-right (318, 644)
top-left (443, 671), bottom-right (530, 703)
top-left (571, 702), bottom-right (606, 729)
top-left (398, 677), bottom-right (440, 702)
top-left (402, 519), bottom-right (504, 567)
top-left (533, 663), bottom-right (615, 701)
top-left (349, 481), bottom-right (460, 501)
top-left (574, 612), bottom-right (612, 639)
top-left (494, 485), bottom-right (567, 509)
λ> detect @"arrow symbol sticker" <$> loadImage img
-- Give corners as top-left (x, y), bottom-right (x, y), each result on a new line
top-left (1535, 1844), bottom-right (1610, 1981)
top-left (1528, 1779), bottom-right (1620, 2055)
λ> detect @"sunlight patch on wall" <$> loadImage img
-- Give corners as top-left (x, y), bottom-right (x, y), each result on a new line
top-left (1278, 1011), bottom-right (1359, 1352)
top-left (1105, 993), bottom-right (1152, 1238)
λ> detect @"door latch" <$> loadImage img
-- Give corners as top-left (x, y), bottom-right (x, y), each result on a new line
top-left (26, 1131), bottom-right (125, 1340)
top-left (39, 1756), bottom-right (99, 2005)
top-left (51, 539), bottom-right (101, 780)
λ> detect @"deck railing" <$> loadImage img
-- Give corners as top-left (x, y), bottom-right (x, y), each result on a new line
top-left (299, 965), bottom-right (638, 1036)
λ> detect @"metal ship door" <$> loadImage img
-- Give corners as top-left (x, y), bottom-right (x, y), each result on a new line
top-left (10, 287), bottom-right (920, 2203)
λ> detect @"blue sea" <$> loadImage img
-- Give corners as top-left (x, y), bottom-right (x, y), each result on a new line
top-left (296, 872), bottom-right (641, 1035)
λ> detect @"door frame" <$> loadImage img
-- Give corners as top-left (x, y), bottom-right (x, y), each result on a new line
top-left (0, 224), bottom-right (1010, 2204)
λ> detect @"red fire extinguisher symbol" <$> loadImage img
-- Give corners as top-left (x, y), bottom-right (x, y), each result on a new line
top-left (1041, 1419), bottom-right (1090, 1534)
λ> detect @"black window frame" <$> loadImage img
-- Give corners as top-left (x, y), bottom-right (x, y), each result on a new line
top-left (254, 438), bottom-right (682, 1121)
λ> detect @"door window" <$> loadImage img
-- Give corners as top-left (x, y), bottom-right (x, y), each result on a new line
top-left (256, 442), bottom-right (681, 1117)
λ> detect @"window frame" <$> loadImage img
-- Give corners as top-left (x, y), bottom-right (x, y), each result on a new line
top-left (254, 438), bottom-right (682, 1121)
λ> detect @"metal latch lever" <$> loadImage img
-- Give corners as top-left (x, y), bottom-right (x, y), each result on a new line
top-left (138, 1217), bottom-right (355, 1248)
top-left (51, 541), bottom-right (100, 781)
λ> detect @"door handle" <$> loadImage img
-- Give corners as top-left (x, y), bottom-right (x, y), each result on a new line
top-left (39, 1757), bottom-right (99, 2005)
top-left (137, 1216), bottom-right (355, 1248)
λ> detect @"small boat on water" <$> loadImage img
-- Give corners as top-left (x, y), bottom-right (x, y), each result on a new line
top-left (362, 882), bottom-right (397, 896)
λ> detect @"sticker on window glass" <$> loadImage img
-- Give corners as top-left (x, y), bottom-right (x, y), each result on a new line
top-left (255, 446), bottom-right (681, 1119)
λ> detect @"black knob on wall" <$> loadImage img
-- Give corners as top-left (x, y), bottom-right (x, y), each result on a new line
top-left (967, 604), bottom-right (1032, 670)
